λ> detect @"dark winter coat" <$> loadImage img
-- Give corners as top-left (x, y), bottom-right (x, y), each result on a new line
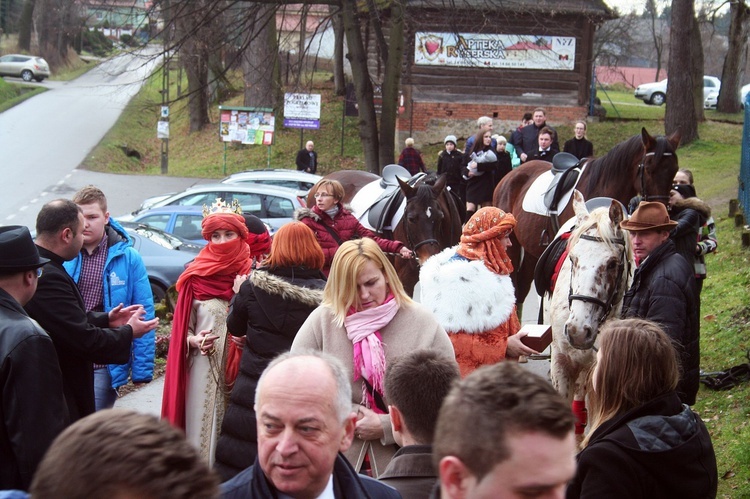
top-left (294, 204), bottom-right (405, 274)
top-left (567, 392), bottom-right (717, 499)
top-left (0, 289), bottom-right (68, 490)
top-left (436, 149), bottom-right (465, 193)
top-left (563, 137), bottom-right (594, 160)
top-left (378, 444), bottom-right (437, 499)
top-left (213, 266), bottom-right (325, 480)
top-left (510, 122), bottom-right (559, 158)
top-left (621, 240), bottom-right (700, 405)
top-left (24, 246), bottom-right (133, 422)
top-left (220, 454), bottom-right (401, 499)
top-left (462, 146), bottom-right (498, 205)
top-left (295, 148), bottom-right (318, 173)
top-left (669, 197), bottom-right (711, 277)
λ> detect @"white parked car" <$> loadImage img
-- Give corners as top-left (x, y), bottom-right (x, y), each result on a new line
top-left (634, 75), bottom-right (720, 106)
top-left (0, 53), bottom-right (50, 82)
top-left (704, 83), bottom-right (750, 110)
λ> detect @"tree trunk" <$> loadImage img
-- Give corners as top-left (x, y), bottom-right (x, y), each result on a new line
top-left (330, 5), bottom-right (345, 96)
top-left (666, 0), bottom-right (698, 144)
top-left (378, 0), bottom-right (404, 167)
top-left (342, 0), bottom-right (379, 173)
top-left (176, 0), bottom-right (211, 132)
top-left (690, 13), bottom-right (705, 122)
top-left (17, 0), bottom-right (33, 51)
top-left (717, 0), bottom-right (749, 114)
top-left (242, 4), bottom-right (278, 108)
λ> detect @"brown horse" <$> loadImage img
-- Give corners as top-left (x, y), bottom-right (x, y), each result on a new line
top-left (493, 127), bottom-right (680, 305)
top-left (312, 170), bottom-right (462, 296)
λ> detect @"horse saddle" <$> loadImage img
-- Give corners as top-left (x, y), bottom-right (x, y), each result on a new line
top-left (543, 153), bottom-right (583, 214)
top-left (351, 165), bottom-right (424, 234)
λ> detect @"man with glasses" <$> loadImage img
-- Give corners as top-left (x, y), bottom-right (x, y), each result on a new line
top-left (0, 225), bottom-right (67, 490)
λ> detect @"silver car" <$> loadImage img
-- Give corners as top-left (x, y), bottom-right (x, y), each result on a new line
top-left (220, 168), bottom-right (321, 191)
top-left (0, 54), bottom-right (51, 82)
top-left (127, 183), bottom-right (306, 234)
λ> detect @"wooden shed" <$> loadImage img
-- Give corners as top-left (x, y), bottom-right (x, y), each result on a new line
top-left (390, 0), bottom-right (615, 146)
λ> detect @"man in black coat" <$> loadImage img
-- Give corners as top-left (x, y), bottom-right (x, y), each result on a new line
top-left (620, 201), bottom-right (700, 405)
top-left (0, 226), bottom-right (67, 491)
top-left (220, 353), bottom-right (400, 499)
top-left (511, 107), bottom-right (559, 162)
top-left (25, 199), bottom-right (158, 422)
top-left (295, 141), bottom-right (318, 173)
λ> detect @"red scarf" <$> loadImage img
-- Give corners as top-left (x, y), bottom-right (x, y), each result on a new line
top-left (162, 221), bottom-right (251, 430)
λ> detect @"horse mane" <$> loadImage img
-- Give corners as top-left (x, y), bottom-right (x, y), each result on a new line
top-left (567, 207), bottom-right (632, 260)
top-left (582, 135), bottom-right (644, 192)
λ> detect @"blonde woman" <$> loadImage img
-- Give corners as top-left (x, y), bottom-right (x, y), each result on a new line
top-left (292, 238), bottom-right (455, 477)
top-left (567, 319), bottom-right (717, 498)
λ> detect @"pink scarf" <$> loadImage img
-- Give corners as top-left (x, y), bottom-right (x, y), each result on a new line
top-left (345, 294), bottom-right (399, 414)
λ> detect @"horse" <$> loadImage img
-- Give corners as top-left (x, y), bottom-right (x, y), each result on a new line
top-left (310, 170), bottom-right (462, 296)
top-left (544, 191), bottom-right (633, 403)
top-left (494, 127), bottom-right (679, 307)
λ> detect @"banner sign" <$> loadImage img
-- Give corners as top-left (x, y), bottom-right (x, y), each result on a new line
top-left (284, 93), bottom-right (321, 129)
top-left (414, 32), bottom-right (576, 71)
top-left (219, 107), bottom-right (275, 145)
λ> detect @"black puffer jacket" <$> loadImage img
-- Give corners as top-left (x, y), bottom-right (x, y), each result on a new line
top-left (670, 197), bottom-right (711, 274)
top-left (214, 266), bottom-right (325, 481)
top-left (567, 391), bottom-right (717, 499)
top-left (621, 240), bottom-right (700, 405)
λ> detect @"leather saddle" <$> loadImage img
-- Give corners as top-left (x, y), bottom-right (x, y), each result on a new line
top-left (543, 152), bottom-right (582, 212)
top-left (361, 165), bottom-right (424, 235)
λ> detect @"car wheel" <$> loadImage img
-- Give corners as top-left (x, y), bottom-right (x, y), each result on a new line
top-left (650, 92), bottom-right (666, 106)
top-left (150, 280), bottom-right (167, 305)
top-left (21, 70), bottom-right (33, 82)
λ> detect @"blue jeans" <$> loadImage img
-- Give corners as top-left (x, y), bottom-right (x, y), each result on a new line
top-left (94, 367), bottom-right (118, 411)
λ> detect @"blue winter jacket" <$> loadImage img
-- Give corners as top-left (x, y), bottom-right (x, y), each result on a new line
top-left (63, 218), bottom-right (155, 388)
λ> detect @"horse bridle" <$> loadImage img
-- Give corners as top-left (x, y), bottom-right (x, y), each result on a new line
top-left (403, 193), bottom-right (441, 254)
top-left (638, 151), bottom-right (674, 203)
top-left (567, 233), bottom-right (629, 327)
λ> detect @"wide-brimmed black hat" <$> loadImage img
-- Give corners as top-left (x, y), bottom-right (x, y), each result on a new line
top-left (0, 226), bottom-right (50, 273)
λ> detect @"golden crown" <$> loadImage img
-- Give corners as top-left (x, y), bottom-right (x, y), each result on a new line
top-left (202, 198), bottom-right (243, 218)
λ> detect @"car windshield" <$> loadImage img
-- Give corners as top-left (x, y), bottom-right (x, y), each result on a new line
top-left (133, 225), bottom-right (185, 250)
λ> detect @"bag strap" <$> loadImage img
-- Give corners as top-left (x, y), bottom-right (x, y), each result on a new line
top-left (321, 223), bottom-right (344, 245)
top-left (361, 376), bottom-right (388, 413)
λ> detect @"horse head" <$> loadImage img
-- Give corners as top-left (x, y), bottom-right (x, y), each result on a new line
top-left (396, 174), bottom-right (451, 263)
top-left (637, 127), bottom-right (681, 206)
top-left (563, 191), bottom-right (633, 350)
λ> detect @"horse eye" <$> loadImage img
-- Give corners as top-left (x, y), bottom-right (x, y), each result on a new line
top-left (607, 260), bottom-right (618, 271)
top-left (408, 215), bottom-right (418, 223)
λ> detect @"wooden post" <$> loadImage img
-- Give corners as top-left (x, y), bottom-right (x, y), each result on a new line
top-left (729, 199), bottom-right (740, 217)
top-left (735, 213), bottom-right (745, 227)
top-left (742, 229), bottom-right (750, 248)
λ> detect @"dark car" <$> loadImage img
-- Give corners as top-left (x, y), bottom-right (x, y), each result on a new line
top-left (130, 206), bottom-right (207, 246)
top-left (120, 221), bottom-right (201, 303)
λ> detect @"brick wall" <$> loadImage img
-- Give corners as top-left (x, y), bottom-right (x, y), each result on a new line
top-left (396, 101), bottom-right (588, 148)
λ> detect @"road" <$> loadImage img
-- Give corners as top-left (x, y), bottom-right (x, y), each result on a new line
top-left (0, 47), bottom-right (207, 229)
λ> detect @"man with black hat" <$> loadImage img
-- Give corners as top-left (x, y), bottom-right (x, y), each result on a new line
top-left (25, 199), bottom-right (159, 423)
top-left (620, 201), bottom-right (700, 405)
top-left (0, 225), bottom-right (68, 490)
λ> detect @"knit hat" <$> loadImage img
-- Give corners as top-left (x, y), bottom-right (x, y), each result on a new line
top-left (444, 135), bottom-right (457, 146)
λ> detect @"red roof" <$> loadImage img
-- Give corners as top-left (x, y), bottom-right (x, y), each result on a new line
top-left (505, 41), bottom-right (551, 51)
top-left (596, 66), bottom-right (668, 89)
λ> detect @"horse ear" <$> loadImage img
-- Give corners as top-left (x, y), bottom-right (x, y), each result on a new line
top-left (640, 127), bottom-right (656, 150)
top-left (609, 200), bottom-right (624, 226)
top-left (397, 176), bottom-right (416, 198)
top-left (433, 174), bottom-right (447, 195)
top-left (666, 128), bottom-right (681, 150)
top-left (573, 190), bottom-right (589, 225)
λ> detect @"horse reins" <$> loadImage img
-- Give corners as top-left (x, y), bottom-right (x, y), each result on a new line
top-left (638, 151), bottom-right (674, 203)
top-left (566, 233), bottom-right (628, 326)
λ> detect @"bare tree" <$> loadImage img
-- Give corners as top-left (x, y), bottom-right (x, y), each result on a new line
top-left (16, 0), bottom-right (34, 51)
top-left (242, 3), bottom-right (279, 108)
top-left (645, 0), bottom-right (667, 80)
top-left (666, 0), bottom-right (698, 143)
top-left (717, 0), bottom-right (749, 113)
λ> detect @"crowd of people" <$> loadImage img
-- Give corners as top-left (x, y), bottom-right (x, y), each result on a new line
top-left (0, 113), bottom-right (723, 497)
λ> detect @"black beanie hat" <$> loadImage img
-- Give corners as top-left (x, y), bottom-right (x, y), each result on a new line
top-left (672, 183), bottom-right (696, 199)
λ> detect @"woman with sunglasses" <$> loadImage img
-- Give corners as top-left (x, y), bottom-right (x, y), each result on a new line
top-left (295, 179), bottom-right (412, 275)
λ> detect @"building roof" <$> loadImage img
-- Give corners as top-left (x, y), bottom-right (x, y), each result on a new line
top-left (596, 66), bottom-right (667, 88)
top-left (406, 0), bottom-right (615, 18)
